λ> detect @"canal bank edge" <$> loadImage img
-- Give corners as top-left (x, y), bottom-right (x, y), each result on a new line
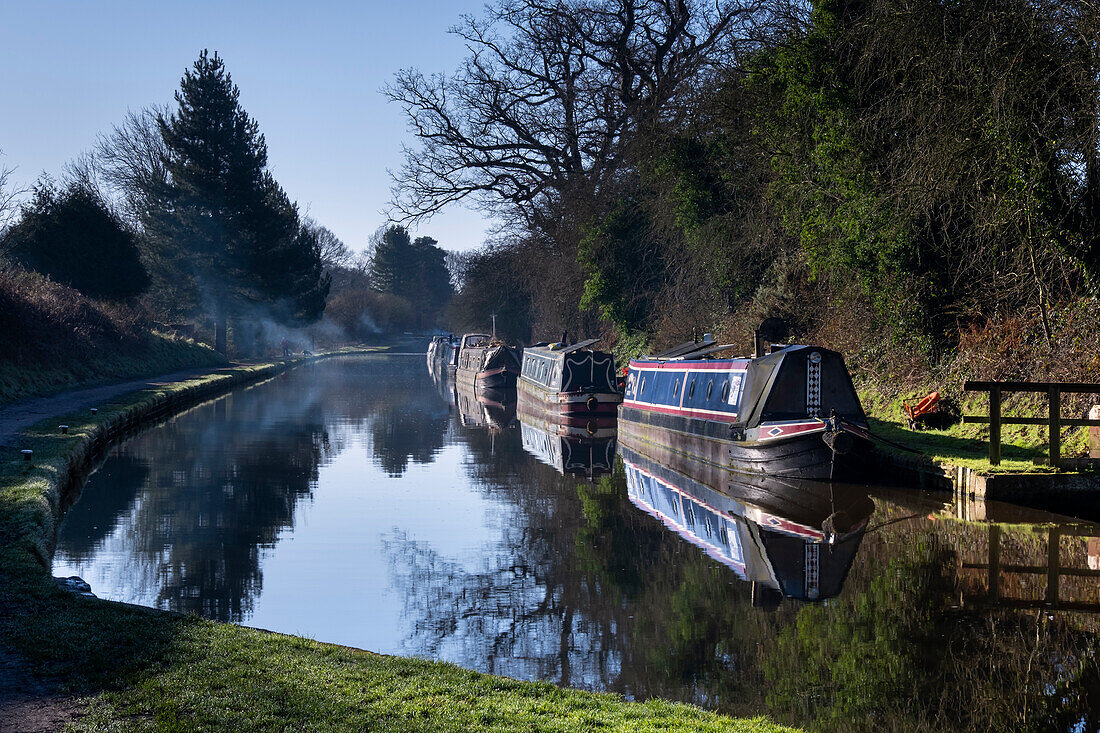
top-left (875, 443), bottom-right (1100, 515)
top-left (2, 350), bottom-right (374, 580)
top-left (0, 351), bottom-right (800, 733)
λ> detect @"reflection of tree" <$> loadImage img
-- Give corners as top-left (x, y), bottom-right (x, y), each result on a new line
top-left (390, 437), bottom-right (1100, 727)
top-left (97, 383), bottom-right (333, 622)
top-left (764, 532), bottom-right (1100, 732)
top-left (57, 455), bottom-right (148, 562)
top-left (57, 356), bottom-right (452, 621)
top-left (369, 388), bottom-right (450, 476)
top-left (387, 449), bottom-right (785, 712)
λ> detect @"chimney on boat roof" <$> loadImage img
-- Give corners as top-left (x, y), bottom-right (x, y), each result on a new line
top-left (754, 318), bottom-right (789, 358)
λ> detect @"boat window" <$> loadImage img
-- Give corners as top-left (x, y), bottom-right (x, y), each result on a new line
top-left (688, 379), bottom-right (695, 399)
top-left (673, 378), bottom-right (680, 398)
top-left (640, 376), bottom-right (646, 394)
top-left (706, 380), bottom-right (713, 400)
top-left (721, 380), bottom-right (730, 402)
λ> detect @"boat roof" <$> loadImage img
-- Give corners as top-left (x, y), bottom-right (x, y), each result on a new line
top-left (526, 338), bottom-right (603, 356)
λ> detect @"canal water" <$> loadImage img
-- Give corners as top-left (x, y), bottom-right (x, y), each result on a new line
top-left (53, 355), bottom-right (1100, 731)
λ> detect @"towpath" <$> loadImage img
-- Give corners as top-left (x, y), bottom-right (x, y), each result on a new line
top-left (0, 363), bottom-right (240, 731)
top-left (0, 365), bottom-right (238, 449)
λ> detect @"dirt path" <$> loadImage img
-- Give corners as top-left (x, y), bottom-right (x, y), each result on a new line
top-left (0, 366), bottom-right (237, 449)
top-left (0, 650), bottom-right (85, 733)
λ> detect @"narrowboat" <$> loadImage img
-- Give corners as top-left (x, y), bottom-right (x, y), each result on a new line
top-left (456, 333), bottom-right (521, 391)
top-left (619, 440), bottom-right (873, 604)
top-left (518, 413), bottom-right (616, 479)
top-left (427, 334), bottom-right (458, 372)
top-left (619, 337), bottom-right (873, 481)
top-left (517, 338), bottom-right (622, 431)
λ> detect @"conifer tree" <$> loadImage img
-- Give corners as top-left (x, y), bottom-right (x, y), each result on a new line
top-left (155, 50), bottom-right (328, 353)
top-left (156, 50), bottom-right (268, 354)
top-left (1, 179), bottom-right (149, 300)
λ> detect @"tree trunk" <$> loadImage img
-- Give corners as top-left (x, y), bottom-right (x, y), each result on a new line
top-left (215, 299), bottom-right (228, 356)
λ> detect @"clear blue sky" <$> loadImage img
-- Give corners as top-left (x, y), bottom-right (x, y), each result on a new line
top-left (0, 0), bottom-right (491, 253)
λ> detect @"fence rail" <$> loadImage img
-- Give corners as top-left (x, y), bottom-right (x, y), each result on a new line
top-left (962, 381), bottom-right (1100, 467)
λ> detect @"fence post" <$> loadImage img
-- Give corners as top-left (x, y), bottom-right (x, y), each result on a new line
top-left (1048, 387), bottom-right (1061, 469)
top-left (1090, 405), bottom-right (1100, 459)
top-left (989, 387), bottom-right (1002, 466)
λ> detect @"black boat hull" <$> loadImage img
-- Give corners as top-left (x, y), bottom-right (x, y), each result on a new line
top-left (618, 405), bottom-right (872, 481)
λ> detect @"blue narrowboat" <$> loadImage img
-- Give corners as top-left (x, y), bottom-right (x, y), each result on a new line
top-left (620, 338), bottom-right (872, 481)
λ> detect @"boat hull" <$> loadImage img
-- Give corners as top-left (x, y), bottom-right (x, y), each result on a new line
top-left (618, 404), bottom-right (872, 481)
top-left (456, 342), bottom-right (520, 392)
top-left (517, 377), bottom-right (620, 430)
top-left (474, 366), bottom-right (518, 390)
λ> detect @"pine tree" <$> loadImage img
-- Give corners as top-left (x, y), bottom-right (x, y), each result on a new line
top-left (156, 49), bottom-right (267, 354)
top-left (369, 225), bottom-right (416, 294)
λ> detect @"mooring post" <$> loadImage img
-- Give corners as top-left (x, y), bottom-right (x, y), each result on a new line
top-left (989, 387), bottom-right (1002, 466)
top-left (1048, 387), bottom-right (1061, 469)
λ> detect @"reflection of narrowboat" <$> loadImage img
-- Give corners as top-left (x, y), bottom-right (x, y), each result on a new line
top-left (427, 334), bottom-right (459, 372)
top-left (428, 358), bottom-right (457, 409)
top-left (456, 333), bottom-right (521, 391)
top-left (518, 338), bottom-right (621, 431)
top-left (619, 441), bottom-right (873, 604)
top-left (455, 379), bottom-right (516, 432)
top-left (518, 413), bottom-right (616, 479)
top-left (619, 338), bottom-right (872, 481)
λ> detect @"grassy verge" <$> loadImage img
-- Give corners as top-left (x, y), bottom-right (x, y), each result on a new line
top-left (860, 386), bottom-right (1097, 473)
top-left (0, 354), bottom-right (798, 732)
top-left (0, 333), bottom-right (228, 408)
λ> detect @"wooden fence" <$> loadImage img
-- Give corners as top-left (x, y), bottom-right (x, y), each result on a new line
top-left (962, 381), bottom-right (1100, 467)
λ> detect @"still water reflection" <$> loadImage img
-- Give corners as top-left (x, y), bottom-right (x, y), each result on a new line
top-left (55, 356), bottom-right (1100, 731)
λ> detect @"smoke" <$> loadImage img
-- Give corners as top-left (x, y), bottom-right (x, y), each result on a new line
top-left (358, 311), bottom-right (380, 335)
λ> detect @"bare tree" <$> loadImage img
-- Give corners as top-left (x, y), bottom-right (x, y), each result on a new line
top-left (0, 150), bottom-right (25, 232)
top-left (92, 107), bottom-right (172, 229)
top-left (301, 218), bottom-right (352, 271)
top-left (386, 0), bottom-right (759, 228)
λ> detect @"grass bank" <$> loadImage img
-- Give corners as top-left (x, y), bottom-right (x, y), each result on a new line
top-left (0, 333), bottom-right (227, 408)
top-left (0, 262), bottom-right (232, 408)
top-left (0, 354), bottom-right (797, 732)
top-left (859, 386), bottom-right (1097, 473)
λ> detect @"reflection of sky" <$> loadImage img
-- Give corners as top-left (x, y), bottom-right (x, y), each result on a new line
top-left (246, 440), bottom-right (504, 652)
top-left (53, 392), bottom-right (508, 655)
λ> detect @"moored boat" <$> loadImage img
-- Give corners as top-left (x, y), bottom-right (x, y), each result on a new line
top-left (619, 335), bottom-right (873, 481)
top-left (456, 333), bottom-right (521, 391)
top-left (518, 338), bottom-right (622, 431)
top-left (427, 334), bottom-right (459, 372)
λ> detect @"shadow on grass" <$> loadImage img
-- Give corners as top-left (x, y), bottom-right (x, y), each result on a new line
top-left (868, 417), bottom-right (1053, 471)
